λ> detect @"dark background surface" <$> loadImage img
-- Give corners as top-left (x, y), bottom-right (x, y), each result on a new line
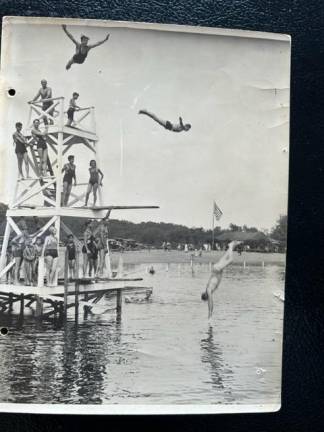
top-left (0, 1), bottom-right (323, 431)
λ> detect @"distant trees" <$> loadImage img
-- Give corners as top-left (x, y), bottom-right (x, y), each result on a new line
top-left (0, 200), bottom-right (287, 250)
top-left (271, 215), bottom-right (287, 244)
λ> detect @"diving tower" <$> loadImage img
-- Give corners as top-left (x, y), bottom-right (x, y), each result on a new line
top-left (0, 97), bottom-right (158, 283)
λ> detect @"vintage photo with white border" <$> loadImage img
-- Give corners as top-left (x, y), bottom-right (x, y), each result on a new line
top-left (0, 16), bottom-right (290, 414)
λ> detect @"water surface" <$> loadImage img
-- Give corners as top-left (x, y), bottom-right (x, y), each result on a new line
top-left (0, 263), bottom-right (284, 406)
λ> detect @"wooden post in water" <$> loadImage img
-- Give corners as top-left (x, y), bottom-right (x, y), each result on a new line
top-left (19, 293), bottom-right (24, 318)
top-left (74, 251), bottom-right (80, 321)
top-left (116, 289), bottom-right (122, 322)
top-left (63, 247), bottom-right (69, 315)
top-left (35, 295), bottom-right (43, 318)
top-left (8, 292), bottom-right (13, 312)
top-left (75, 281), bottom-right (79, 321)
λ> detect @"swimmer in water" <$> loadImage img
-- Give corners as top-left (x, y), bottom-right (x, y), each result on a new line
top-left (62, 25), bottom-right (110, 70)
top-left (202, 240), bottom-right (242, 320)
top-left (138, 109), bottom-right (191, 132)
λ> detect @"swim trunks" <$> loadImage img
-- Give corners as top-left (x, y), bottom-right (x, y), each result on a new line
top-left (73, 52), bottom-right (87, 64)
top-left (89, 169), bottom-right (99, 185)
top-left (67, 107), bottom-right (75, 121)
top-left (67, 243), bottom-right (76, 260)
top-left (63, 164), bottom-right (75, 185)
top-left (13, 132), bottom-right (27, 154)
top-left (45, 249), bottom-right (58, 259)
top-left (33, 133), bottom-right (47, 150)
top-left (165, 121), bottom-right (173, 130)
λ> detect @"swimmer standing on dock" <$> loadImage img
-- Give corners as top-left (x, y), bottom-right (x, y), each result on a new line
top-left (202, 240), bottom-right (242, 320)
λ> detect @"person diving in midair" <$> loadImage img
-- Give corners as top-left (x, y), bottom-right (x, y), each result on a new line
top-left (138, 109), bottom-right (191, 132)
top-left (62, 25), bottom-right (110, 70)
top-left (201, 241), bottom-right (242, 320)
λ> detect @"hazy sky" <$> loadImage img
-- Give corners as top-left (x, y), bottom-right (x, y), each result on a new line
top-left (0, 20), bottom-right (290, 230)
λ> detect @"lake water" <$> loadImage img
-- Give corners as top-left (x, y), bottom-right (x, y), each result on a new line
top-left (0, 263), bottom-right (284, 408)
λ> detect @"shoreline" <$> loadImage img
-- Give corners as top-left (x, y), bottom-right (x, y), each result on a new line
top-left (109, 249), bottom-right (286, 266)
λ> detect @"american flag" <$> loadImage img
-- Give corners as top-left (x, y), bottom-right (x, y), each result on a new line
top-left (213, 201), bottom-right (223, 221)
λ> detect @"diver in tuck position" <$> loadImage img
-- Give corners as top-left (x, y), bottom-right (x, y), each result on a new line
top-left (201, 241), bottom-right (242, 320)
top-left (62, 25), bottom-right (110, 70)
top-left (138, 109), bottom-right (191, 132)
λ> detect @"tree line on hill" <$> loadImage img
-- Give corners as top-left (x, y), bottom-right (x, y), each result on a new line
top-left (0, 203), bottom-right (287, 248)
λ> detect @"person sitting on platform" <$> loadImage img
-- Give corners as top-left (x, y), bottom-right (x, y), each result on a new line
top-left (62, 155), bottom-right (77, 206)
top-left (23, 237), bottom-right (36, 286)
top-left (87, 236), bottom-right (98, 278)
top-left (62, 25), bottom-right (110, 70)
top-left (66, 92), bottom-right (81, 127)
top-left (66, 234), bottom-right (77, 281)
top-left (31, 79), bottom-right (54, 125)
top-left (84, 160), bottom-right (104, 207)
top-left (42, 226), bottom-right (59, 287)
top-left (138, 109), bottom-right (191, 132)
top-left (31, 119), bottom-right (48, 177)
top-left (13, 122), bottom-right (31, 180)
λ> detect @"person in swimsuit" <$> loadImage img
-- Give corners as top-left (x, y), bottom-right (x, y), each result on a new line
top-left (32, 79), bottom-right (54, 125)
top-left (5, 245), bottom-right (14, 284)
top-left (201, 240), bottom-right (242, 320)
top-left (62, 25), bottom-right (110, 70)
top-left (31, 119), bottom-right (48, 177)
top-left (13, 122), bottom-right (30, 180)
top-left (23, 237), bottom-right (36, 286)
top-left (62, 155), bottom-right (77, 206)
top-left (82, 220), bottom-right (94, 277)
top-left (87, 236), bottom-right (98, 278)
top-left (66, 92), bottom-right (81, 127)
top-left (11, 228), bottom-right (29, 285)
top-left (138, 109), bottom-right (191, 132)
top-left (85, 160), bottom-right (104, 207)
top-left (96, 221), bottom-right (108, 276)
top-left (42, 226), bottom-right (59, 287)
top-left (66, 234), bottom-right (76, 280)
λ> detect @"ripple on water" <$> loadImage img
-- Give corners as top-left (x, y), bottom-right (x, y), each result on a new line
top-left (0, 263), bottom-right (284, 406)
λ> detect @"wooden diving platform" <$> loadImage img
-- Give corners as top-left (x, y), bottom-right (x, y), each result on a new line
top-left (6, 205), bottom-right (159, 219)
top-left (0, 278), bottom-right (153, 323)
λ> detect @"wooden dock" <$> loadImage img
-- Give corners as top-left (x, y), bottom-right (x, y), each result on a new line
top-left (0, 278), bottom-right (152, 323)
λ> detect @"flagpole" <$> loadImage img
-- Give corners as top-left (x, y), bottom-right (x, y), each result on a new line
top-left (212, 205), bottom-right (215, 251)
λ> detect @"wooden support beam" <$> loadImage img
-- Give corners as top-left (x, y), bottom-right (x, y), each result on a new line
top-left (75, 282), bottom-right (79, 321)
top-left (7, 217), bottom-right (22, 235)
top-left (13, 178), bottom-right (56, 207)
top-left (61, 221), bottom-right (82, 249)
top-left (67, 192), bottom-right (87, 207)
top-left (116, 289), bottom-right (122, 322)
top-left (8, 292), bottom-right (13, 312)
top-left (63, 248), bottom-right (68, 315)
top-left (35, 295), bottom-right (43, 318)
top-left (19, 293), bottom-right (24, 317)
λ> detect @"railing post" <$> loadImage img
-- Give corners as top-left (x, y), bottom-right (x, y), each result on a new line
top-left (116, 289), bottom-right (122, 322)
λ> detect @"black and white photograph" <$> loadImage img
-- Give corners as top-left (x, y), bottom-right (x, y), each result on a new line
top-left (0, 16), bottom-right (290, 414)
